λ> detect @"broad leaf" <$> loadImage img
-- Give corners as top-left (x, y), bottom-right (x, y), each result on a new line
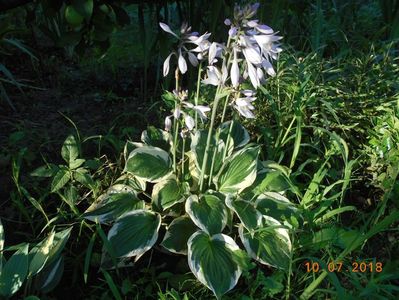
top-left (61, 135), bottom-right (79, 166)
top-left (125, 146), bottom-right (172, 182)
top-left (152, 178), bottom-right (183, 211)
top-left (249, 169), bottom-right (290, 196)
top-left (114, 174), bottom-right (146, 192)
top-left (72, 0), bottom-right (93, 18)
top-left (239, 216), bottom-right (291, 270)
top-left (256, 192), bottom-right (302, 226)
top-left (50, 167), bottom-right (70, 192)
top-left (185, 194), bottom-right (228, 235)
top-left (0, 243), bottom-right (29, 297)
top-left (74, 168), bottom-right (95, 189)
top-left (65, 5), bottom-right (84, 26)
top-left (34, 255), bottom-right (64, 293)
top-left (215, 146), bottom-right (259, 193)
top-left (219, 121), bottom-right (250, 149)
top-left (225, 196), bottom-right (262, 231)
top-left (28, 231), bottom-right (55, 276)
top-left (83, 192), bottom-right (144, 223)
top-left (188, 231), bottom-right (242, 299)
top-left (161, 215), bottom-right (197, 254)
top-left (108, 210), bottom-right (161, 258)
top-left (141, 126), bottom-right (170, 151)
top-left (45, 227), bottom-right (72, 267)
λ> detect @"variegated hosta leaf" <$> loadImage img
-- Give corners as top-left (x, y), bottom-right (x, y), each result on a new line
top-left (215, 146), bottom-right (259, 194)
top-left (152, 178), bottom-right (184, 211)
top-left (161, 215), bottom-right (198, 254)
top-left (114, 174), bottom-right (146, 192)
top-left (219, 120), bottom-right (250, 149)
top-left (141, 126), bottom-right (171, 151)
top-left (125, 146), bottom-right (172, 182)
top-left (107, 210), bottom-right (161, 258)
top-left (185, 194), bottom-right (228, 235)
top-left (188, 231), bottom-right (242, 299)
top-left (28, 231), bottom-right (55, 277)
top-left (191, 130), bottom-right (224, 175)
top-left (255, 192), bottom-right (302, 226)
top-left (83, 192), bottom-right (144, 224)
top-left (225, 195), bottom-right (262, 231)
top-left (239, 216), bottom-right (292, 270)
top-left (0, 243), bottom-right (29, 297)
top-left (247, 168), bottom-right (290, 197)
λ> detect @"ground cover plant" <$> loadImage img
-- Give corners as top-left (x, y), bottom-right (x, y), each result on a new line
top-left (0, 0), bottom-right (399, 299)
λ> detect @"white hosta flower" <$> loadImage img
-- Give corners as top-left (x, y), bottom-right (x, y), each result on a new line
top-left (231, 49), bottom-right (240, 87)
top-left (225, 3), bottom-right (282, 89)
top-left (192, 105), bottom-right (211, 121)
top-left (184, 114), bottom-right (195, 130)
top-left (160, 22), bottom-right (211, 76)
top-left (233, 90), bottom-right (257, 119)
top-left (202, 65), bottom-right (227, 87)
top-left (164, 116), bottom-right (172, 132)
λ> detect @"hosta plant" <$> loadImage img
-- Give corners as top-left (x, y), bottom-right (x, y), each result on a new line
top-left (83, 3), bottom-right (300, 298)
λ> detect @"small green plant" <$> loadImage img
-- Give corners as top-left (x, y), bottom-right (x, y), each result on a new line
top-left (0, 218), bottom-right (71, 298)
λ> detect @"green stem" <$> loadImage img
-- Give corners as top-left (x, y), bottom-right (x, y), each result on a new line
top-left (222, 118), bottom-right (234, 162)
top-left (199, 87), bottom-right (221, 192)
top-left (173, 121), bottom-right (179, 174)
top-left (181, 136), bottom-right (186, 181)
top-left (194, 62), bottom-right (203, 130)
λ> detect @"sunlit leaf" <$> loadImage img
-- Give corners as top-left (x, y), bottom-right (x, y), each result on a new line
top-left (185, 194), bottom-right (228, 235)
top-left (161, 215), bottom-right (197, 255)
top-left (108, 210), bottom-right (161, 258)
top-left (188, 231), bottom-right (242, 299)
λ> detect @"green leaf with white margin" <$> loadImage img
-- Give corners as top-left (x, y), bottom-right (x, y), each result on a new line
top-left (61, 135), bottom-right (79, 166)
top-left (185, 194), bottom-right (228, 235)
top-left (0, 218), bottom-right (4, 271)
top-left (141, 126), bottom-right (170, 152)
top-left (161, 215), bottom-right (197, 254)
top-left (219, 120), bottom-right (250, 149)
top-left (152, 177), bottom-right (184, 211)
top-left (125, 146), bottom-right (172, 182)
top-left (34, 255), bottom-right (64, 293)
top-left (108, 210), bottom-right (161, 258)
top-left (83, 192), bottom-right (144, 223)
top-left (248, 168), bottom-right (290, 196)
top-left (50, 166), bottom-right (70, 192)
top-left (28, 231), bottom-right (55, 277)
top-left (45, 227), bottom-right (72, 267)
top-left (255, 192), bottom-right (302, 226)
top-left (215, 146), bottom-right (259, 194)
top-left (114, 174), bottom-right (146, 192)
top-left (191, 130), bottom-right (225, 175)
top-left (188, 231), bottom-right (242, 299)
top-left (225, 195), bottom-right (262, 231)
top-left (239, 216), bottom-right (291, 270)
top-left (0, 243), bottom-right (29, 297)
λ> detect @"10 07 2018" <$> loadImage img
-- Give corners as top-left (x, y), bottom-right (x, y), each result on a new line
top-left (304, 261), bottom-right (383, 273)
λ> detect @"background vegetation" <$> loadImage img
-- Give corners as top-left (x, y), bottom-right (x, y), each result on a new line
top-left (0, 0), bottom-right (398, 299)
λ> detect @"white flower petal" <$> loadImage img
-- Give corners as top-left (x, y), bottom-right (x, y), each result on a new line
top-left (188, 52), bottom-right (199, 67)
top-left (208, 42), bottom-right (217, 65)
top-left (231, 51), bottom-right (240, 88)
top-left (256, 24), bottom-right (274, 34)
top-left (247, 62), bottom-right (260, 88)
top-left (243, 47), bottom-right (262, 65)
top-left (174, 107), bottom-right (181, 119)
top-left (224, 18), bottom-right (231, 26)
top-left (164, 116), bottom-right (172, 131)
top-left (228, 27), bottom-right (238, 37)
top-left (262, 60), bottom-right (276, 77)
top-left (159, 22), bottom-right (178, 38)
top-left (185, 114), bottom-right (195, 130)
top-left (193, 105), bottom-right (210, 120)
top-left (178, 51), bottom-right (188, 74)
top-left (163, 53), bottom-right (173, 77)
top-left (247, 20), bottom-right (258, 27)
